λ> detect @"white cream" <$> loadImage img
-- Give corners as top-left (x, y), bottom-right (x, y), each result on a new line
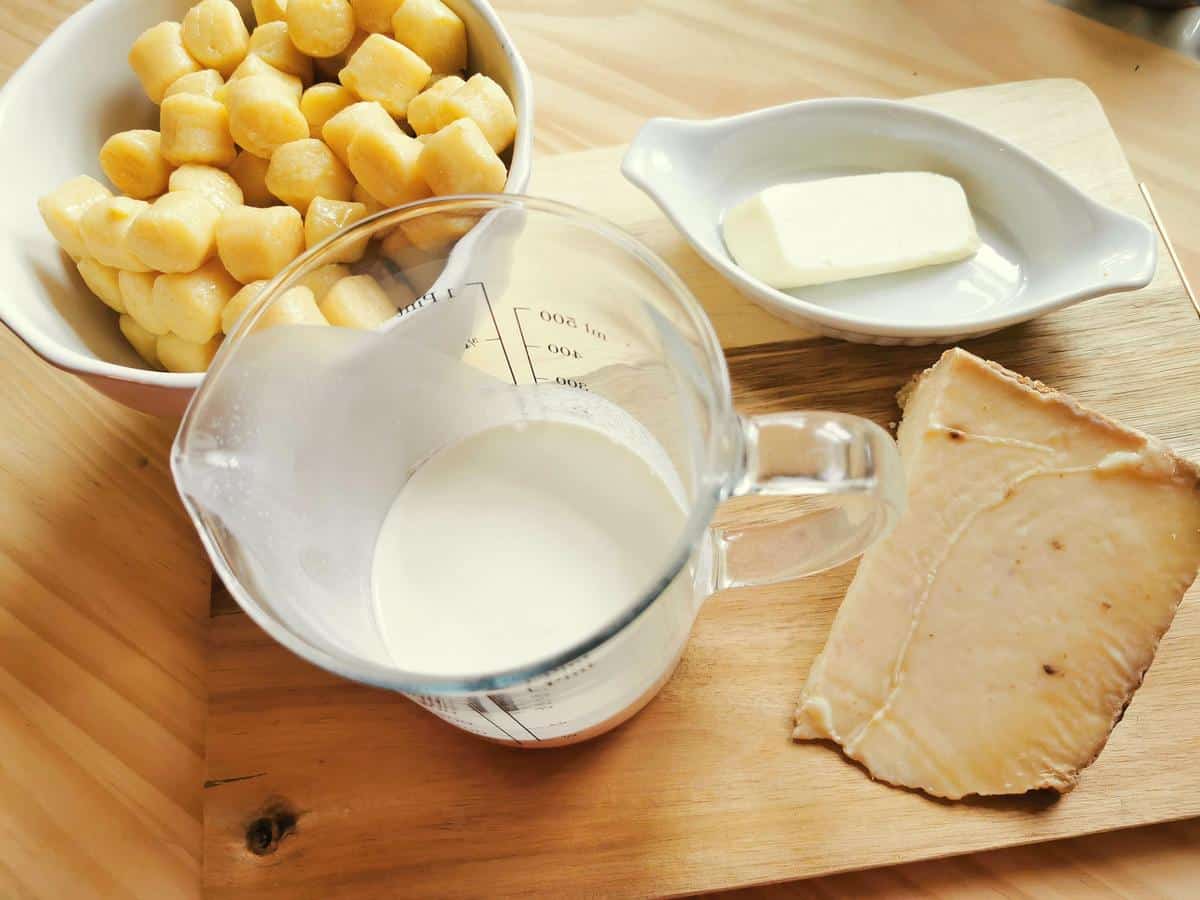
top-left (371, 419), bottom-right (687, 676)
top-left (722, 172), bottom-right (980, 289)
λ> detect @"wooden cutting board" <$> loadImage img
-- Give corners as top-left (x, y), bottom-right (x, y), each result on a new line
top-left (204, 80), bottom-right (1200, 898)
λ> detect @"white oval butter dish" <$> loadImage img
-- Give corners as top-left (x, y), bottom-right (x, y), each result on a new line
top-left (621, 98), bottom-right (1157, 346)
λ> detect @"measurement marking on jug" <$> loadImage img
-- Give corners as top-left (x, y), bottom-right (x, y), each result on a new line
top-left (489, 694), bottom-right (540, 741)
top-left (466, 696), bottom-right (519, 743)
top-left (512, 305), bottom-right (540, 384)
top-left (468, 281), bottom-right (517, 385)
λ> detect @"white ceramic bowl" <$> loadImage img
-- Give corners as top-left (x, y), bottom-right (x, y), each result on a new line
top-left (0, 0), bottom-right (532, 416)
top-left (621, 98), bottom-right (1157, 346)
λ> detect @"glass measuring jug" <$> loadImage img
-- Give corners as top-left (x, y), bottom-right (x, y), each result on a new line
top-left (173, 196), bottom-right (904, 746)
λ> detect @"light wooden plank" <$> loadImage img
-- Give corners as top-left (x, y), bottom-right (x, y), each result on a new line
top-left (203, 78), bottom-right (1200, 897)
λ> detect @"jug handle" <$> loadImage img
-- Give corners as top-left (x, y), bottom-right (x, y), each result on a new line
top-left (712, 412), bottom-right (905, 590)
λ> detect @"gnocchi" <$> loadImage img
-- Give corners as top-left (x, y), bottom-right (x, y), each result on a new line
top-left (77, 258), bottom-right (125, 313)
top-left (348, 0), bottom-right (402, 34)
top-left (305, 196), bottom-right (369, 261)
top-left (321, 99), bottom-right (394, 165)
top-left (169, 164), bottom-right (245, 211)
top-left (155, 259), bottom-right (242, 343)
top-left (226, 75), bottom-right (310, 159)
top-left (127, 191), bottom-right (221, 273)
top-left (80, 197), bottom-right (153, 271)
top-left (296, 262), bottom-right (351, 301)
top-left (437, 73), bottom-right (516, 153)
top-left (129, 22), bottom-right (203, 104)
top-left (40, 0), bottom-right (519, 371)
top-left (416, 117), bottom-right (505, 195)
top-left (287, 0), bottom-right (357, 58)
top-left (255, 285), bottom-right (329, 329)
top-left (266, 138), bottom-right (355, 211)
top-left (158, 332), bottom-right (224, 372)
top-left (181, 0), bottom-right (250, 76)
top-left (346, 116), bottom-right (430, 206)
top-left (38, 175), bottom-right (112, 261)
top-left (216, 204), bottom-right (306, 281)
top-left (221, 279), bottom-right (269, 333)
top-left (391, 0), bottom-right (466, 75)
top-left (99, 130), bottom-right (174, 199)
top-left (406, 74), bottom-right (463, 136)
top-left (301, 82), bottom-right (357, 136)
top-left (338, 33), bottom-right (430, 117)
top-left (119, 315), bottom-right (161, 367)
top-left (119, 270), bottom-right (169, 336)
top-left (160, 93), bottom-right (238, 167)
top-left (227, 150), bottom-right (277, 206)
top-left (248, 21), bottom-right (314, 83)
top-left (165, 68), bottom-right (226, 99)
top-left (318, 273), bottom-right (396, 328)
top-left (227, 52), bottom-right (304, 99)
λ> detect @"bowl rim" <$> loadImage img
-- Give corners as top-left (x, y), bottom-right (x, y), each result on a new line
top-left (0, 0), bottom-right (534, 389)
top-left (621, 96), bottom-right (1158, 340)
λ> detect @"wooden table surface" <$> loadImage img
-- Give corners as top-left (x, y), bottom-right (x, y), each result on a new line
top-left (2, 1), bottom-right (1200, 897)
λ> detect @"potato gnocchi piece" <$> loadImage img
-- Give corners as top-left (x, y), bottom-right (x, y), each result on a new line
top-left (437, 73), bottom-right (516, 153)
top-left (129, 22), bottom-right (203, 104)
top-left (318, 273), bottom-right (396, 328)
top-left (255, 285), bottom-right (329, 329)
top-left (266, 138), bottom-right (355, 211)
top-left (338, 33), bottom-right (430, 118)
top-left (348, 0), bottom-right (402, 33)
top-left (226, 53), bottom-right (304, 99)
top-left (217, 204), bottom-right (305, 282)
top-left (38, 175), bottom-right (112, 261)
top-left (80, 197), bottom-right (153, 272)
top-left (119, 270), bottom-right (168, 335)
top-left (181, 0), bottom-right (251, 76)
top-left (76, 258), bottom-right (125, 313)
top-left (226, 75), bottom-right (310, 159)
top-left (165, 68), bottom-right (226, 99)
top-left (379, 225), bottom-right (430, 274)
top-left (314, 28), bottom-right (367, 81)
top-left (416, 118), bottom-right (506, 195)
top-left (169, 164), bottom-right (244, 211)
top-left (158, 331), bottom-right (223, 372)
top-left (227, 150), bottom-right (277, 206)
top-left (346, 117), bottom-right (430, 206)
top-left (155, 259), bottom-right (241, 343)
top-left (221, 279), bottom-right (269, 333)
top-left (397, 209), bottom-right (477, 251)
top-left (406, 74), bottom-right (463, 136)
top-left (119, 314), bottom-right (161, 367)
top-left (352, 183), bottom-right (386, 216)
top-left (296, 262), bottom-right (351, 301)
top-left (305, 197), bottom-right (369, 261)
top-left (301, 83), bottom-right (357, 137)
top-left (128, 191), bottom-right (221, 273)
top-left (252, 0), bottom-right (289, 25)
top-left (160, 93), bottom-right (238, 167)
top-left (99, 130), bottom-right (174, 199)
top-left (321, 100), bottom-right (394, 165)
top-left (391, 0), bottom-right (466, 75)
top-left (287, 0), bottom-right (357, 58)
top-left (248, 21), bottom-right (314, 83)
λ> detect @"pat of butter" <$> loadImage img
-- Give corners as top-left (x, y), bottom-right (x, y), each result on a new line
top-left (722, 172), bottom-right (981, 289)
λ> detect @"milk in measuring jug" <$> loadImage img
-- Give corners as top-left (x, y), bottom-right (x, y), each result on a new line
top-left (372, 419), bottom-right (688, 675)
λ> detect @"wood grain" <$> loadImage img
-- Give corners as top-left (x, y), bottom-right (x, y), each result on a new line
top-left (0, 331), bottom-right (210, 898)
top-left (0, 0), bottom-right (1197, 897)
top-left (204, 79), bottom-right (1200, 897)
